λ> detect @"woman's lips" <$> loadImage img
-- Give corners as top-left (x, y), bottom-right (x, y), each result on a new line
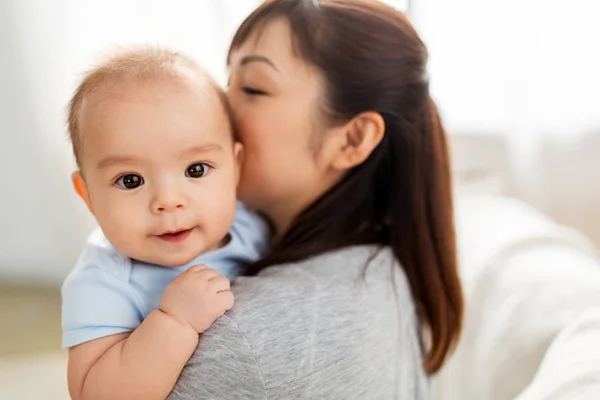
top-left (156, 228), bottom-right (193, 243)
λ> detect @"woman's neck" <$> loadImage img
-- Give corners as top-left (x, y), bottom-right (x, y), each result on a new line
top-left (264, 179), bottom-right (343, 238)
top-left (263, 195), bottom-right (314, 237)
top-left (265, 204), bottom-right (296, 237)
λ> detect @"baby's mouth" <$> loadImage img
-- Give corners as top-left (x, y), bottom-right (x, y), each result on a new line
top-left (156, 228), bottom-right (193, 243)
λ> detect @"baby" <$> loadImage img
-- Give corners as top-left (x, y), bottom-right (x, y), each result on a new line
top-left (61, 48), bottom-right (267, 399)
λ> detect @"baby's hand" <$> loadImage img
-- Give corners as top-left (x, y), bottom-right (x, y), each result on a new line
top-left (159, 265), bottom-right (234, 334)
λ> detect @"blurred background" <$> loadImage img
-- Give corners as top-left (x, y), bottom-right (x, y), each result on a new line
top-left (1, 0), bottom-right (599, 398)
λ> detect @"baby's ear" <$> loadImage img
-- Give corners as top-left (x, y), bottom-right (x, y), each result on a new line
top-left (71, 171), bottom-right (94, 214)
top-left (233, 141), bottom-right (244, 186)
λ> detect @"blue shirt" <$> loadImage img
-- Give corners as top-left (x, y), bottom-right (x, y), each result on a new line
top-left (61, 202), bottom-right (269, 348)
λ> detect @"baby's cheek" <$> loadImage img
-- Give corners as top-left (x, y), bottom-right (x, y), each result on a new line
top-left (99, 200), bottom-right (147, 249)
top-left (202, 189), bottom-right (236, 234)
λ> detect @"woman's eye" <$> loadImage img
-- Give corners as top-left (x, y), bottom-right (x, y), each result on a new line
top-left (116, 174), bottom-right (144, 189)
top-left (186, 163), bottom-right (210, 178)
top-left (243, 87), bottom-right (266, 96)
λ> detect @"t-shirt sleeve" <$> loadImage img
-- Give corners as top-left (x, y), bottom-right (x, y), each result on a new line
top-left (61, 230), bottom-right (144, 348)
top-left (167, 315), bottom-right (267, 400)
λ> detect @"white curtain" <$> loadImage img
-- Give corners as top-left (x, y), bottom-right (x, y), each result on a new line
top-left (412, 0), bottom-right (600, 133)
top-left (411, 0), bottom-right (600, 247)
top-left (0, 0), bottom-right (260, 284)
top-left (2, 0), bottom-right (598, 284)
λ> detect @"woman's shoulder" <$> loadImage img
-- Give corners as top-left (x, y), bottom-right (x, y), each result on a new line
top-left (237, 244), bottom-right (399, 280)
top-left (172, 246), bottom-right (425, 399)
top-left (230, 245), bottom-right (412, 314)
top-left (218, 245), bottom-right (421, 391)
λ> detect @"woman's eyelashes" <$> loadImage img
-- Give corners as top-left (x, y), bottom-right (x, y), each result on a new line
top-left (242, 86), bottom-right (267, 96)
top-left (227, 73), bottom-right (268, 95)
top-left (113, 163), bottom-right (211, 190)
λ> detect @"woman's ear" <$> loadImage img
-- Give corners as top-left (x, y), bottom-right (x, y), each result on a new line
top-left (330, 111), bottom-right (385, 171)
top-left (71, 171), bottom-right (94, 214)
top-left (233, 141), bottom-right (244, 186)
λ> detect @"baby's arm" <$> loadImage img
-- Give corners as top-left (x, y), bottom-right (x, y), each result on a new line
top-left (68, 311), bottom-right (196, 400)
top-left (67, 266), bottom-right (234, 400)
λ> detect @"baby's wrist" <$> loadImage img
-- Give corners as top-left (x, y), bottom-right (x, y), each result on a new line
top-left (153, 308), bottom-right (198, 336)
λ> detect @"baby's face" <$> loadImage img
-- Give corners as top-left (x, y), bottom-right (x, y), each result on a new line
top-left (76, 80), bottom-right (240, 267)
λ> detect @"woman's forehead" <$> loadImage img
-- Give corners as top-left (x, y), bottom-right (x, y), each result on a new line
top-left (229, 19), bottom-right (297, 70)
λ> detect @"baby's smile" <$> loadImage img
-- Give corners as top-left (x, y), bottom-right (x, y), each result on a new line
top-left (155, 227), bottom-right (195, 243)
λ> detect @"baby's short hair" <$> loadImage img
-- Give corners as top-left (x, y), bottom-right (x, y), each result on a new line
top-left (67, 47), bottom-right (234, 167)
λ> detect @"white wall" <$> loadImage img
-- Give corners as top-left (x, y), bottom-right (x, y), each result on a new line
top-left (411, 0), bottom-right (600, 134)
top-left (412, 0), bottom-right (600, 249)
top-left (2, 0), bottom-right (599, 285)
top-left (0, 0), bottom-right (258, 285)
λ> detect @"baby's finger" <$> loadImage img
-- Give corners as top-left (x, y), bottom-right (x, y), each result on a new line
top-left (187, 264), bottom-right (208, 273)
top-left (217, 290), bottom-right (235, 311)
top-left (209, 276), bottom-right (231, 293)
top-left (195, 268), bottom-right (221, 281)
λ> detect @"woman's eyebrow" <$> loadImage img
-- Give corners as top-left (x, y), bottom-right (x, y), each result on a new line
top-left (240, 54), bottom-right (279, 72)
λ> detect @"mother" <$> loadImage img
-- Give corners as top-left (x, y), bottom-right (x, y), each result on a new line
top-left (170, 0), bottom-right (462, 398)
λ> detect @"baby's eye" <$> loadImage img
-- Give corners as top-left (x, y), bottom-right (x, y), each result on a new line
top-left (115, 174), bottom-right (144, 189)
top-left (185, 163), bottom-right (210, 178)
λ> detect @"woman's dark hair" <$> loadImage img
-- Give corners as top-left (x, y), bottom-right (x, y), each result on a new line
top-left (229, 0), bottom-right (463, 373)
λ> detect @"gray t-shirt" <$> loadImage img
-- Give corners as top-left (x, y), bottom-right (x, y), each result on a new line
top-left (168, 245), bottom-right (428, 399)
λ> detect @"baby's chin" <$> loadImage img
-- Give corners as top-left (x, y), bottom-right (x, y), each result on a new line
top-left (119, 230), bottom-right (230, 268)
top-left (125, 241), bottom-right (204, 267)
top-left (135, 252), bottom-right (201, 268)
top-left (134, 238), bottom-right (227, 267)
